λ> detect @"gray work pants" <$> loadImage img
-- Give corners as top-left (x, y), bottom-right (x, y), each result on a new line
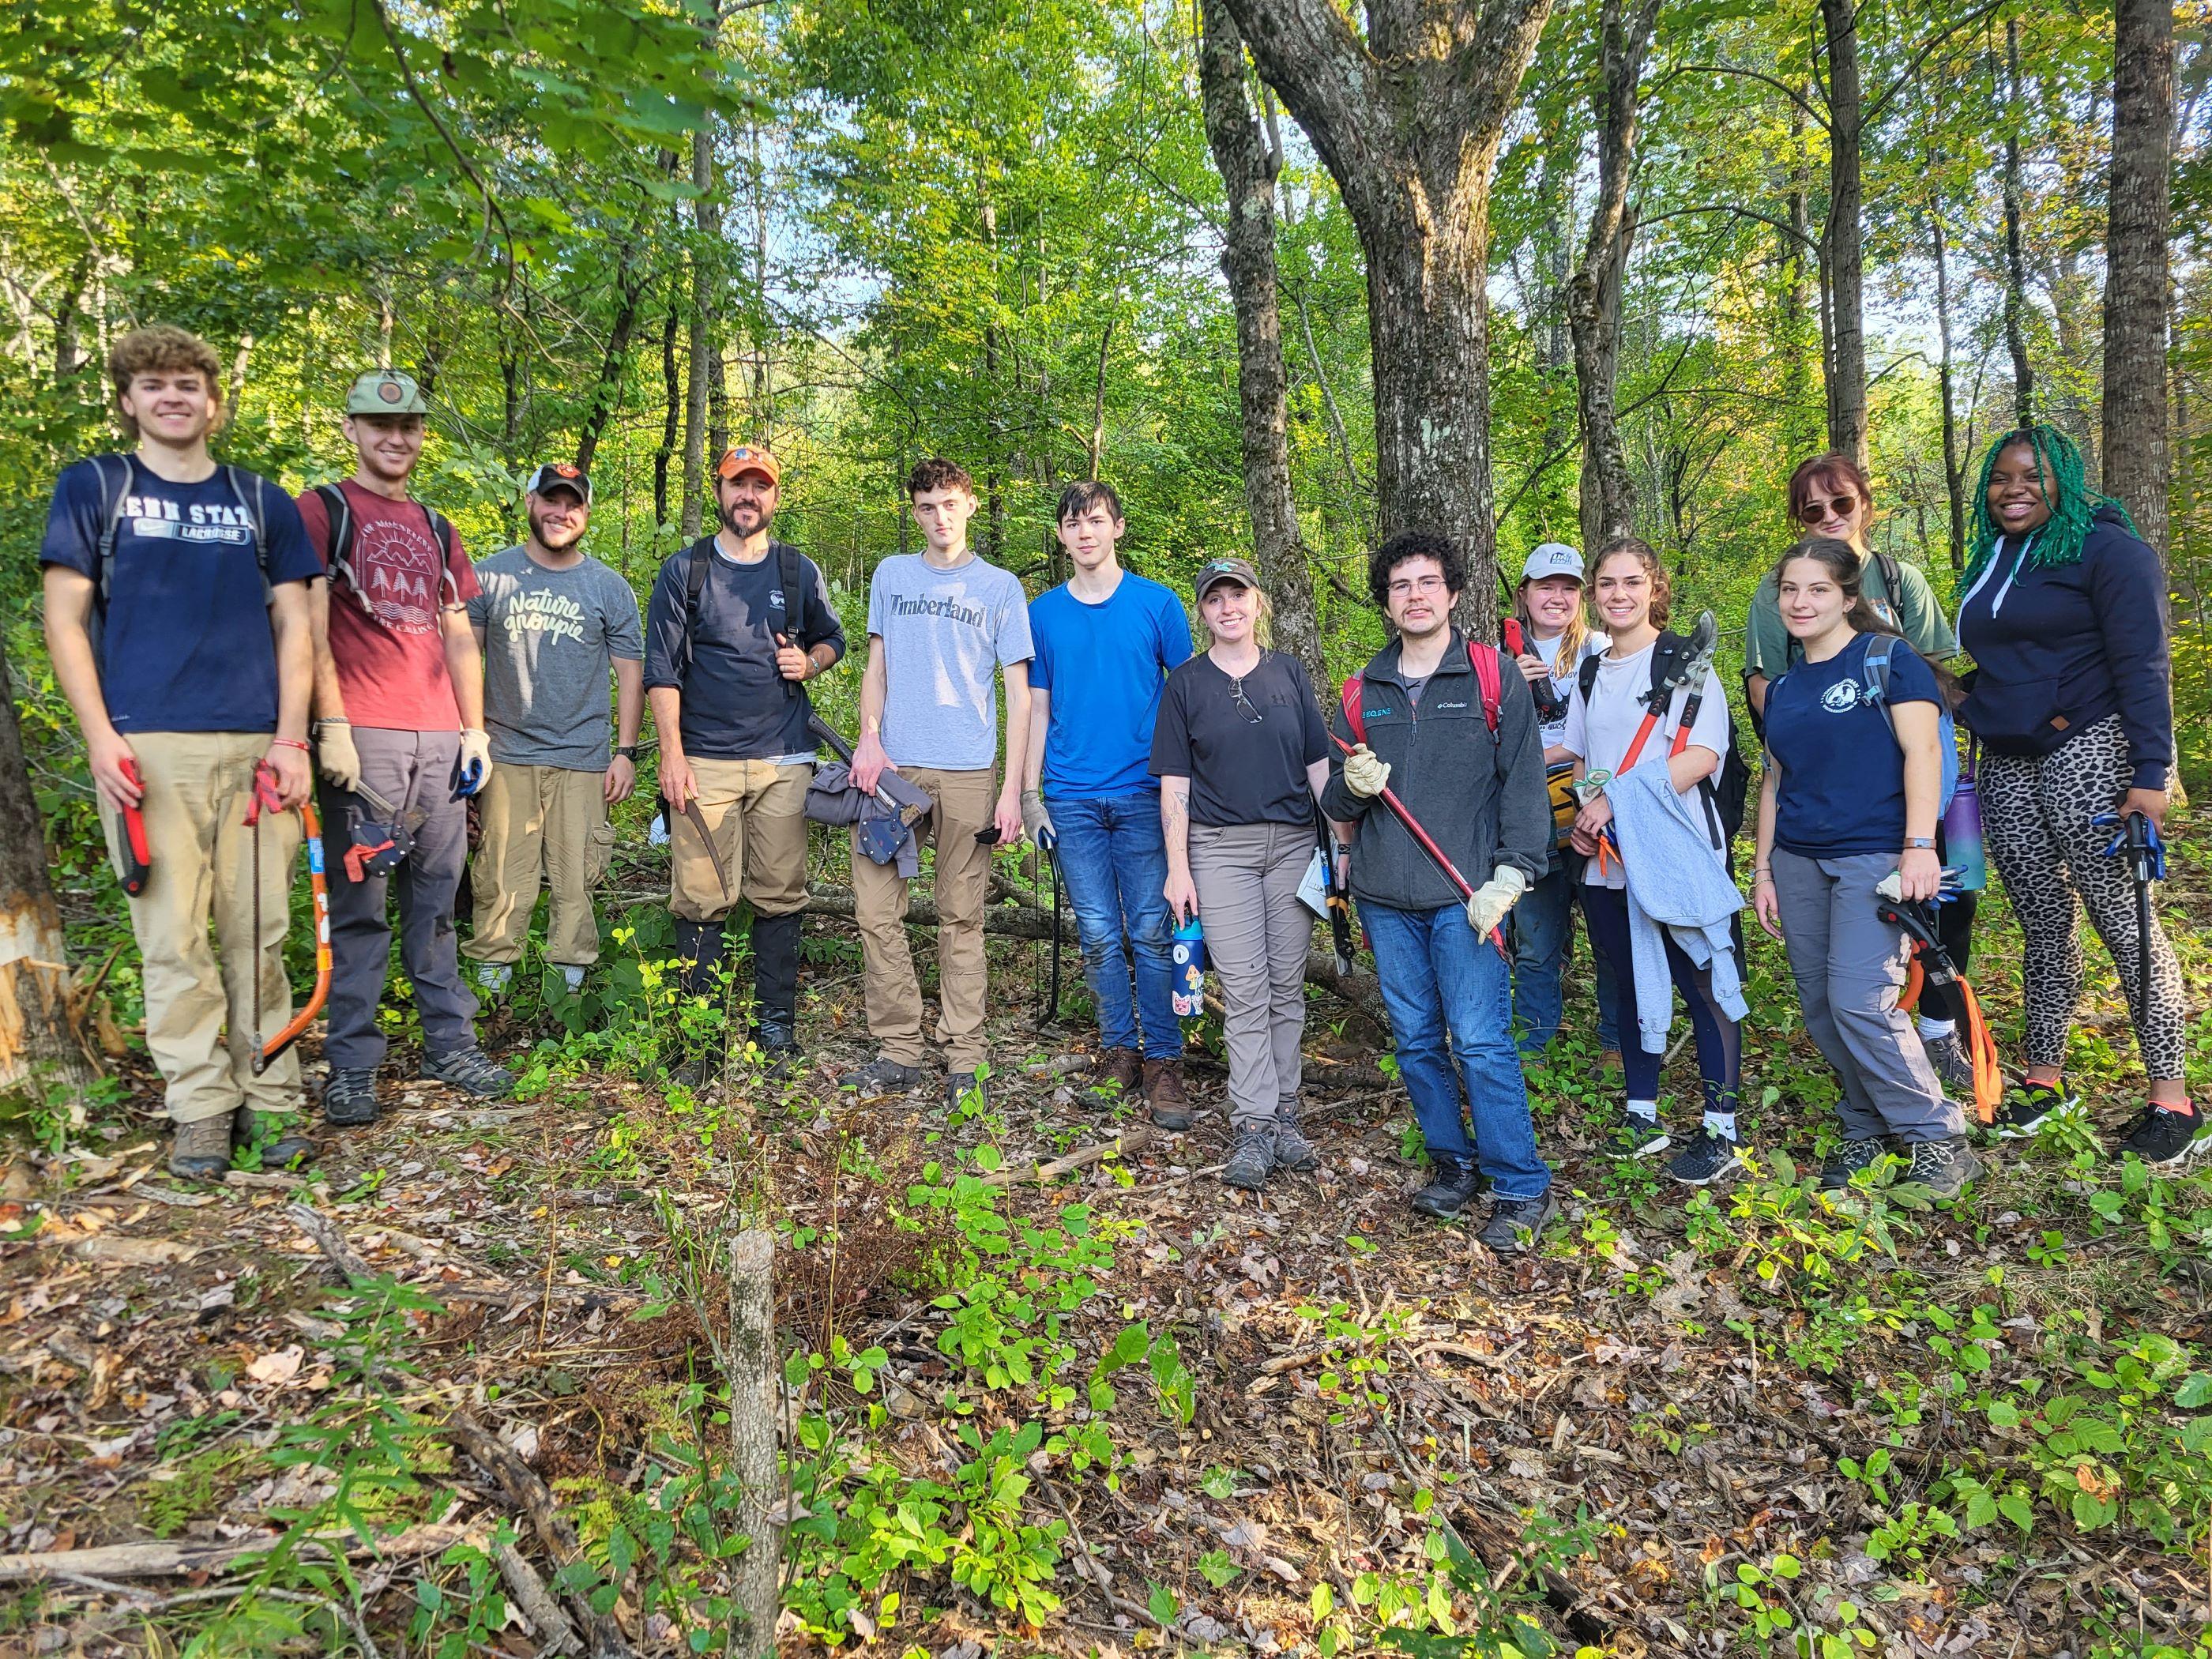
top-left (1770, 848), bottom-right (1962, 1143)
top-left (319, 727), bottom-right (479, 1070)
top-left (1188, 821), bottom-right (1314, 1129)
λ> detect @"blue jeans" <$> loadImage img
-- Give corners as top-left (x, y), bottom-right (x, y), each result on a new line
top-left (1363, 901), bottom-right (1551, 1199)
top-left (1512, 860), bottom-right (1621, 1055)
top-left (1049, 791), bottom-right (1181, 1058)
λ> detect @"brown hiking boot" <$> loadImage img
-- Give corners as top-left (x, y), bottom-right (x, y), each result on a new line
top-left (1095, 1047), bottom-right (1142, 1105)
top-left (1142, 1057), bottom-right (1192, 1130)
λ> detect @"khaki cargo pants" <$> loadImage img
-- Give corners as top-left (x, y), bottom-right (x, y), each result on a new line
top-left (851, 766), bottom-right (995, 1071)
top-left (463, 762), bottom-right (616, 967)
top-left (102, 731), bottom-right (303, 1124)
top-left (668, 758), bottom-right (812, 924)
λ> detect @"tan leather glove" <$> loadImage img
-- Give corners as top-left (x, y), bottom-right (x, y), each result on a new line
top-left (1464, 864), bottom-right (1529, 936)
top-left (1342, 743), bottom-right (1392, 799)
top-left (314, 718), bottom-right (362, 792)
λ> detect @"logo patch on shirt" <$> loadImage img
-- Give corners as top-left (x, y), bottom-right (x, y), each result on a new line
top-left (1822, 679), bottom-right (1863, 713)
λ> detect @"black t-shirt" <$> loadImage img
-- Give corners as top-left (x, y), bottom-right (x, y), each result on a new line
top-left (642, 539), bottom-right (847, 761)
top-left (1149, 649), bottom-right (1329, 827)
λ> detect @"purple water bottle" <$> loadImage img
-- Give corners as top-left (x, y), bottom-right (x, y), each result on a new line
top-left (1942, 750), bottom-right (1986, 892)
top-left (1171, 916), bottom-right (1207, 1018)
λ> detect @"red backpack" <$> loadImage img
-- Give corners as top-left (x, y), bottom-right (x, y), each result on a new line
top-left (1338, 641), bottom-right (1504, 743)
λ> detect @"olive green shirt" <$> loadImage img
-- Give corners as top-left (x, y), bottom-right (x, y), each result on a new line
top-left (1743, 550), bottom-right (1958, 682)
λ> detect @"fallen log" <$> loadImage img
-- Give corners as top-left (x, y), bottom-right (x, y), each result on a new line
top-left (980, 1127), bottom-right (1155, 1188)
top-left (0, 1522), bottom-right (470, 1583)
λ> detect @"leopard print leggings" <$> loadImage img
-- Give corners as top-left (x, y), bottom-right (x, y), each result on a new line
top-left (1978, 716), bottom-right (2184, 1078)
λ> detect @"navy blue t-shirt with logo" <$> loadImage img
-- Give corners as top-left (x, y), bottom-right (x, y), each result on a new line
top-left (40, 456), bottom-right (322, 734)
top-left (1763, 632), bottom-right (1943, 858)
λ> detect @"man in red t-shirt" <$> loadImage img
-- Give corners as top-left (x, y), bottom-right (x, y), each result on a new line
top-left (301, 369), bottom-right (511, 1127)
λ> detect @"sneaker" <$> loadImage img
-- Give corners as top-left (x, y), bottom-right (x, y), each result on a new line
top-left (168, 1115), bottom-right (233, 1179)
top-left (1409, 1153), bottom-right (1486, 1219)
top-left (1819, 1136), bottom-right (1888, 1191)
top-left (1920, 1032), bottom-right (1972, 1091)
top-left (1905, 1135), bottom-right (1984, 1198)
top-left (946, 1070), bottom-right (988, 1112)
top-left (233, 1106), bottom-right (317, 1169)
top-left (420, 1047), bottom-right (514, 1099)
top-left (1477, 1192), bottom-right (1559, 1252)
top-left (672, 1044), bottom-right (725, 1089)
top-left (845, 1056), bottom-right (924, 1097)
top-left (1668, 1130), bottom-right (1743, 1187)
top-left (472, 961), bottom-right (514, 995)
top-left (1221, 1127), bottom-right (1277, 1191)
top-left (559, 965), bottom-right (586, 995)
top-left (2114, 1104), bottom-right (2210, 1169)
top-left (1271, 1105), bottom-right (1320, 1173)
top-left (1142, 1056), bottom-right (1193, 1130)
top-left (322, 1067), bottom-right (381, 1127)
top-left (1611, 1108), bottom-right (1670, 1159)
top-left (1992, 1082), bottom-right (2078, 1140)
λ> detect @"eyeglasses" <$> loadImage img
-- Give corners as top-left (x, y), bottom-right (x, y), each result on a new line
top-left (1228, 677), bottom-right (1264, 724)
top-left (1386, 574), bottom-right (1449, 598)
top-left (1796, 495), bottom-right (1860, 523)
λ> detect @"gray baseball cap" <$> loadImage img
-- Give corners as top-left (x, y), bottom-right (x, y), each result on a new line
top-left (1520, 542), bottom-right (1585, 583)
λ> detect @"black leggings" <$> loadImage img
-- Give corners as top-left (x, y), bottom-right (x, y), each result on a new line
top-left (1581, 883), bottom-right (1743, 1117)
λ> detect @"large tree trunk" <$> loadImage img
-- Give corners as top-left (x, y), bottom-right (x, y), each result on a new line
top-left (682, 126), bottom-right (717, 540)
top-left (1780, 102), bottom-right (1820, 453)
top-left (1928, 207), bottom-right (1967, 570)
top-left (577, 185), bottom-right (666, 473)
top-left (2001, 21), bottom-right (2035, 427)
top-left (655, 273), bottom-right (682, 529)
top-left (1221, 0), bottom-right (1554, 635)
top-left (1819, 0), bottom-right (1868, 468)
top-left (724, 1228), bottom-right (779, 1659)
top-left (2103, 0), bottom-right (2173, 554)
top-left (1197, 0), bottom-right (1325, 690)
top-left (1567, 0), bottom-right (1657, 555)
top-left (0, 635), bottom-right (96, 1094)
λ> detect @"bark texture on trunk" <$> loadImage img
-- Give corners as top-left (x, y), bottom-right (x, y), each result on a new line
top-left (1819, 0), bottom-right (1868, 468)
top-left (0, 634), bottom-right (96, 1093)
top-left (2002, 21), bottom-right (2036, 427)
top-left (2103, 0), bottom-right (2174, 555)
top-left (725, 1228), bottom-right (780, 1659)
top-left (1219, 0), bottom-right (1554, 635)
top-left (575, 203), bottom-right (656, 473)
top-left (1928, 208), bottom-right (1966, 570)
top-left (1567, 0), bottom-right (1657, 556)
top-left (682, 125), bottom-right (717, 540)
top-left (1198, 0), bottom-right (1325, 691)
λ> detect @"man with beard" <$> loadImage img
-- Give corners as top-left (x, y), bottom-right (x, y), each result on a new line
top-left (644, 445), bottom-right (846, 1079)
top-left (462, 464), bottom-right (645, 997)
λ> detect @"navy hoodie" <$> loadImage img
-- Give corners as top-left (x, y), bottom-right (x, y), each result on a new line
top-left (1956, 506), bottom-right (2172, 791)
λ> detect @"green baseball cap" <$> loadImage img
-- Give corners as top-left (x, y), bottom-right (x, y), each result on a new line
top-left (344, 368), bottom-right (428, 416)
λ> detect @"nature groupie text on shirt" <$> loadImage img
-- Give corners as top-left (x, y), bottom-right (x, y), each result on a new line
top-left (501, 588), bottom-right (589, 646)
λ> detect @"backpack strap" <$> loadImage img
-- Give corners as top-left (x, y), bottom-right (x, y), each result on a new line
top-left (222, 465), bottom-right (273, 600)
top-left (89, 454), bottom-right (133, 615)
top-left (777, 541), bottom-right (808, 643)
top-left (678, 536), bottom-right (713, 679)
top-left (1645, 630), bottom-right (1688, 714)
top-left (1577, 649), bottom-right (1601, 704)
top-left (1468, 639), bottom-right (1502, 735)
top-left (1873, 550), bottom-right (1903, 618)
top-left (1860, 634), bottom-right (1898, 729)
top-left (313, 483), bottom-right (374, 618)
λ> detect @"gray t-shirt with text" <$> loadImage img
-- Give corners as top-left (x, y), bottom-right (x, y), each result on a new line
top-left (467, 546), bottom-right (644, 769)
top-left (867, 551), bottom-right (1034, 770)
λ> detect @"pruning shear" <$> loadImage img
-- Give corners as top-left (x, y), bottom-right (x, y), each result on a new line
top-left (242, 760), bottom-right (333, 1074)
top-left (2093, 811), bottom-right (2166, 881)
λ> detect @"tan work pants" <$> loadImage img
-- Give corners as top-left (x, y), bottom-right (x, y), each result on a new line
top-left (101, 732), bottom-right (303, 1123)
top-left (463, 763), bottom-right (615, 966)
top-left (850, 766), bottom-right (996, 1070)
top-left (668, 758), bottom-right (812, 924)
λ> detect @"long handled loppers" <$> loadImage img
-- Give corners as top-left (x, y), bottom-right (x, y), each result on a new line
top-left (1876, 886), bottom-right (2002, 1125)
top-left (244, 761), bottom-right (331, 1074)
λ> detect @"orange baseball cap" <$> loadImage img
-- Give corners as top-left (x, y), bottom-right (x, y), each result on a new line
top-left (716, 444), bottom-right (781, 486)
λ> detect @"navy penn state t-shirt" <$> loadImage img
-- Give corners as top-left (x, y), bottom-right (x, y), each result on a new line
top-left (1763, 632), bottom-right (1943, 858)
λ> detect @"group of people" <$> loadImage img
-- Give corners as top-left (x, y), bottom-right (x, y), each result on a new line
top-left (43, 326), bottom-right (2198, 1246)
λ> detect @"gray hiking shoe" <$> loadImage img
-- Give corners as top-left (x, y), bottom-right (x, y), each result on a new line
top-left (420, 1047), bottom-right (514, 1099)
top-left (1905, 1135), bottom-right (1983, 1199)
top-left (168, 1115), bottom-right (232, 1179)
top-left (1272, 1105), bottom-right (1320, 1172)
top-left (233, 1106), bottom-right (317, 1169)
top-left (1819, 1136), bottom-right (1887, 1191)
top-left (845, 1056), bottom-right (924, 1096)
top-left (1920, 1031), bottom-right (1972, 1090)
top-left (1221, 1127), bottom-right (1277, 1191)
top-left (1477, 1192), bottom-right (1559, 1252)
top-left (322, 1066), bottom-right (380, 1127)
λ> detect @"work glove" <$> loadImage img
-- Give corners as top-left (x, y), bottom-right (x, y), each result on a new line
top-left (314, 718), bottom-right (362, 792)
top-left (1464, 864), bottom-right (1529, 936)
top-left (1342, 743), bottom-right (1391, 800)
top-left (453, 727), bottom-right (494, 799)
top-left (1020, 789), bottom-right (1057, 851)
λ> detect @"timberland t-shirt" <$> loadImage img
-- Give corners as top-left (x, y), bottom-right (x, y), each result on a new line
top-left (867, 551), bottom-right (1033, 771)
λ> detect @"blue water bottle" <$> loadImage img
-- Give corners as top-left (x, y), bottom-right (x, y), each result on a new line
top-left (1171, 916), bottom-right (1208, 1018)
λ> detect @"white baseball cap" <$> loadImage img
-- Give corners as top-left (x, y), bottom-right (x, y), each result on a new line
top-left (1521, 542), bottom-right (1586, 583)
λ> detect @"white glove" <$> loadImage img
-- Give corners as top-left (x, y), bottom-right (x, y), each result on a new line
top-left (1020, 789), bottom-right (1057, 850)
top-left (314, 718), bottom-right (362, 791)
top-left (458, 727), bottom-right (495, 794)
top-left (1464, 864), bottom-right (1529, 936)
top-left (1342, 743), bottom-right (1392, 799)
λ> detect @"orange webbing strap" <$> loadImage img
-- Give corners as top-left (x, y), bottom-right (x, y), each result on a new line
top-left (1956, 977), bottom-right (2003, 1125)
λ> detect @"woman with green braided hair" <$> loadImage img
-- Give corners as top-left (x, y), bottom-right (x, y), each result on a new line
top-left (1955, 424), bottom-right (2195, 1168)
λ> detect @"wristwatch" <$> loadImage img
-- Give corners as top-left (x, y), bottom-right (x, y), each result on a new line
top-left (616, 745), bottom-right (639, 762)
top-left (1905, 836), bottom-right (1935, 850)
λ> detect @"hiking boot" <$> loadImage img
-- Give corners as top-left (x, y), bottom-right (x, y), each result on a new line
top-left (1094, 1047), bottom-right (1142, 1105)
top-left (1477, 1192), bottom-right (1559, 1253)
top-left (1221, 1127), bottom-right (1277, 1191)
top-left (559, 965), bottom-right (587, 995)
top-left (673, 918), bottom-right (728, 1002)
top-left (1409, 1153), bottom-right (1486, 1219)
top-left (1142, 1057), bottom-right (1193, 1130)
top-left (1905, 1134), bottom-right (1984, 1198)
top-left (472, 961), bottom-right (514, 996)
top-left (756, 1015), bottom-right (799, 1058)
top-left (672, 1043), bottom-right (725, 1089)
top-left (946, 1070), bottom-right (988, 1112)
top-left (1272, 1104), bottom-right (1320, 1172)
top-left (233, 1106), bottom-right (317, 1169)
top-left (2114, 1104), bottom-right (2210, 1169)
top-left (1819, 1136), bottom-right (1888, 1191)
top-left (322, 1067), bottom-right (380, 1127)
top-left (750, 911), bottom-right (802, 1040)
top-left (1610, 1108), bottom-right (1670, 1159)
top-left (1668, 1129), bottom-right (1743, 1187)
top-left (845, 1056), bottom-right (924, 1097)
top-left (1593, 1049), bottom-right (1623, 1078)
top-left (1920, 1031), bottom-right (1972, 1091)
top-left (168, 1115), bottom-right (233, 1179)
top-left (421, 1047), bottom-right (514, 1099)
top-left (1992, 1082), bottom-right (2077, 1140)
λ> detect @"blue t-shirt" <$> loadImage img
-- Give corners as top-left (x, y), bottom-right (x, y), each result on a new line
top-left (40, 456), bottom-right (322, 734)
top-left (1029, 571), bottom-right (1194, 799)
top-left (1764, 633), bottom-right (1943, 857)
